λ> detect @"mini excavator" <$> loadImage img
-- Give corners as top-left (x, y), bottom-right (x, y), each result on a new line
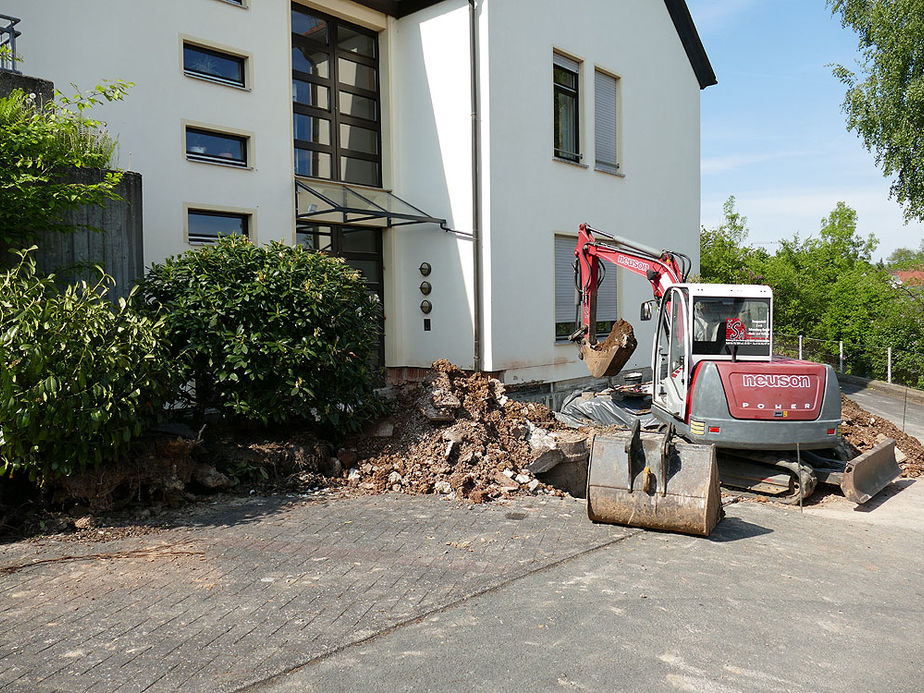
top-left (571, 224), bottom-right (900, 536)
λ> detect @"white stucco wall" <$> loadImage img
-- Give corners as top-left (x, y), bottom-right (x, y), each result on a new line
top-left (6, 0), bottom-right (296, 267)
top-left (386, 0), bottom-right (482, 370)
top-left (483, 0), bottom-right (703, 383)
top-left (6, 0), bottom-right (705, 384)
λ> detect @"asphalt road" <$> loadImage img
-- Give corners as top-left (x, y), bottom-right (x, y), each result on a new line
top-left (258, 483), bottom-right (924, 693)
top-left (839, 380), bottom-right (924, 441)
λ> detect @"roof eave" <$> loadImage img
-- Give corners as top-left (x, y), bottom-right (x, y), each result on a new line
top-left (663, 0), bottom-right (718, 90)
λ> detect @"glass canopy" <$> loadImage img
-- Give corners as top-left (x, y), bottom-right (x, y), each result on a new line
top-left (295, 179), bottom-right (448, 230)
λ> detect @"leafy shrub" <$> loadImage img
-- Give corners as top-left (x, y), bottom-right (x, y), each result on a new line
top-left (0, 249), bottom-right (173, 479)
top-left (0, 81), bottom-right (130, 246)
top-left (138, 236), bottom-right (384, 433)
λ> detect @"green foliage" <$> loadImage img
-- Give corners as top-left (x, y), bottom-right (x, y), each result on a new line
top-left (0, 80), bottom-right (131, 245)
top-left (0, 249), bottom-right (173, 479)
top-left (700, 198), bottom-right (924, 386)
top-left (828, 0), bottom-right (924, 222)
top-left (138, 236), bottom-right (385, 433)
top-left (886, 240), bottom-right (924, 269)
top-left (699, 196), bottom-right (767, 284)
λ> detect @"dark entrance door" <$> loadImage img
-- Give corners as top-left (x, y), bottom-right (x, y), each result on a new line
top-left (297, 224), bottom-right (385, 370)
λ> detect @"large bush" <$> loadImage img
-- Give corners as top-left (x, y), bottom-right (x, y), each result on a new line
top-left (138, 237), bottom-right (384, 432)
top-left (0, 249), bottom-right (173, 479)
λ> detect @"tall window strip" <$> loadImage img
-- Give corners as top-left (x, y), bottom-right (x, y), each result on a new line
top-left (594, 69), bottom-right (620, 174)
top-left (554, 235), bottom-right (618, 341)
top-left (291, 5), bottom-right (382, 187)
top-left (553, 53), bottom-right (580, 162)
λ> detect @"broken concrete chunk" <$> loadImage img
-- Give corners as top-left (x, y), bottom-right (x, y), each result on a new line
top-left (387, 471), bottom-right (403, 486)
top-left (347, 468), bottom-right (361, 482)
top-left (371, 420), bottom-right (395, 438)
top-left (192, 463), bottom-right (234, 490)
top-left (494, 472), bottom-right (519, 489)
top-left (527, 448), bottom-right (566, 474)
top-left (527, 479), bottom-right (541, 492)
top-left (514, 473), bottom-right (531, 484)
top-left (434, 480), bottom-right (452, 494)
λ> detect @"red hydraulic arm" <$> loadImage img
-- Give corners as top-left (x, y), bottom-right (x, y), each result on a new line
top-left (573, 223), bottom-right (691, 342)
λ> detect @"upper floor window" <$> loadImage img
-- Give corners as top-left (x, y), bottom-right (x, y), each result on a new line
top-left (183, 43), bottom-right (246, 88)
top-left (553, 53), bottom-right (581, 163)
top-left (186, 127), bottom-right (248, 167)
top-left (291, 5), bottom-right (381, 186)
top-left (595, 69), bottom-right (620, 174)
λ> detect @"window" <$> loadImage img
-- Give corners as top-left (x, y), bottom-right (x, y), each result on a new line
top-left (183, 43), bottom-right (246, 88)
top-left (553, 53), bottom-right (580, 162)
top-left (594, 69), bottom-right (620, 174)
top-left (186, 127), bottom-right (248, 167)
top-left (187, 209), bottom-right (249, 245)
top-left (555, 235), bottom-right (618, 341)
top-left (291, 5), bottom-right (382, 187)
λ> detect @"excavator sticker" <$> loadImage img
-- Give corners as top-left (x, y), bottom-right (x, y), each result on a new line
top-left (724, 317), bottom-right (770, 345)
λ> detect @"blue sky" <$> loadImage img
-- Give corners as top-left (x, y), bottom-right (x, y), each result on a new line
top-left (687, 0), bottom-right (924, 262)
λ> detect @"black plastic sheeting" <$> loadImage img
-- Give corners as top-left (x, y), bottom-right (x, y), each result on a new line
top-left (555, 390), bottom-right (660, 429)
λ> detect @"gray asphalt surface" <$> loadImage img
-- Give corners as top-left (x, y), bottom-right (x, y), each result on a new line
top-left (257, 485), bottom-right (924, 693)
top-left (839, 380), bottom-right (924, 441)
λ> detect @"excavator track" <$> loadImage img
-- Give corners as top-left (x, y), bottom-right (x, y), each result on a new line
top-left (715, 451), bottom-right (817, 504)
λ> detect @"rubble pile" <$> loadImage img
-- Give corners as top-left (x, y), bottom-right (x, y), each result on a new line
top-left (339, 360), bottom-right (589, 502)
top-left (841, 395), bottom-right (924, 478)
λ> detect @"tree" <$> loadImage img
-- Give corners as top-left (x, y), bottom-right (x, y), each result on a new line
top-left (828, 0), bottom-right (924, 222)
top-left (0, 80), bottom-right (131, 246)
top-left (886, 239), bottom-right (924, 269)
top-left (699, 196), bottom-right (759, 284)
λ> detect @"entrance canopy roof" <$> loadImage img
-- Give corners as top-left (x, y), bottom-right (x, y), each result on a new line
top-left (295, 179), bottom-right (448, 230)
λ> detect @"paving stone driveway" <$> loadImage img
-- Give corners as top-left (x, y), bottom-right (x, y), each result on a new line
top-left (0, 493), bottom-right (634, 692)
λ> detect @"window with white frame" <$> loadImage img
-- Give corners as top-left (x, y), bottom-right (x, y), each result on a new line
top-left (553, 53), bottom-right (580, 162)
top-left (187, 209), bottom-right (249, 245)
top-left (594, 69), bottom-right (620, 174)
top-left (183, 42), bottom-right (246, 88)
top-left (186, 127), bottom-right (248, 167)
top-left (555, 235), bottom-right (618, 341)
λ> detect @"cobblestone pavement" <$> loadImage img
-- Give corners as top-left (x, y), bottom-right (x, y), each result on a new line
top-left (0, 493), bottom-right (634, 692)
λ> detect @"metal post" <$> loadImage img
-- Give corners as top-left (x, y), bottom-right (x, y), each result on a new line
top-left (839, 341), bottom-right (844, 373)
top-left (887, 347), bottom-right (892, 384)
top-left (798, 335), bottom-right (803, 361)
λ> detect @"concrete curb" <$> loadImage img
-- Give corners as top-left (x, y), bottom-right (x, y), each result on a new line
top-left (837, 373), bottom-right (924, 405)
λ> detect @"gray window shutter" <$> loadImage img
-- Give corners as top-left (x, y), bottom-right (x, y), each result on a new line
top-left (555, 236), bottom-right (579, 325)
top-left (555, 235), bottom-right (619, 328)
top-left (553, 52), bottom-right (580, 74)
top-left (595, 70), bottom-right (619, 173)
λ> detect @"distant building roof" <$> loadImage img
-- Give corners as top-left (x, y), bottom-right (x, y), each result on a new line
top-left (892, 270), bottom-right (924, 286)
top-left (354, 0), bottom-right (717, 90)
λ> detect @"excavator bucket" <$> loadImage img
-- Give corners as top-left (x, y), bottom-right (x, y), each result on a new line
top-left (587, 422), bottom-right (722, 536)
top-left (580, 319), bottom-right (638, 378)
top-left (840, 438), bottom-right (900, 504)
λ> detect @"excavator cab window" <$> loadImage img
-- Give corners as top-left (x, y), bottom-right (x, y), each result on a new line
top-left (653, 287), bottom-right (689, 417)
top-left (692, 297), bottom-right (771, 357)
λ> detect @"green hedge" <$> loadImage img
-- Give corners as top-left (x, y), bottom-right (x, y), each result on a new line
top-left (0, 249), bottom-right (173, 479)
top-left (138, 236), bottom-right (384, 433)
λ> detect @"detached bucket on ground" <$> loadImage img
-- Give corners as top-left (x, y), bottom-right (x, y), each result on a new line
top-left (586, 422), bottom-right (723, 537)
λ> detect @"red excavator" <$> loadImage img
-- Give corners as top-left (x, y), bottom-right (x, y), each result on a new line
top-left (570, 223), bottom-right (899, 536)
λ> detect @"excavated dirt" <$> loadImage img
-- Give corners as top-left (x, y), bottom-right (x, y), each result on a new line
top-left (338, 360), bottom-right (569, 503)
top-left (841, 395), bottom-right (924, 478)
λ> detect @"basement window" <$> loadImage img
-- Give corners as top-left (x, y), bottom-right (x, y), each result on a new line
top-left (183, 43), bottom-right (246, 88)
top-left (187, 209), bottom-right (249, 245)
top-left (186, 127), bottom-right (248, 167)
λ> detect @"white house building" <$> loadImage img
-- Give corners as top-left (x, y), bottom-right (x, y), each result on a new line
top-left (5, 0), bottom-right (715, 387)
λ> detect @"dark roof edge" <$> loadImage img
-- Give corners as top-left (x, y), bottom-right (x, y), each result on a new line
top-left (353, 0), bottom-right (717, 89)
top-left (663, 0), bottom-right (717, 90)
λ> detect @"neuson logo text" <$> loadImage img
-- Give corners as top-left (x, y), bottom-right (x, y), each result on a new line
top-left (617, 256), bottom-right (650, 272)
top-left (742, 374), bottom-right (811, 389)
